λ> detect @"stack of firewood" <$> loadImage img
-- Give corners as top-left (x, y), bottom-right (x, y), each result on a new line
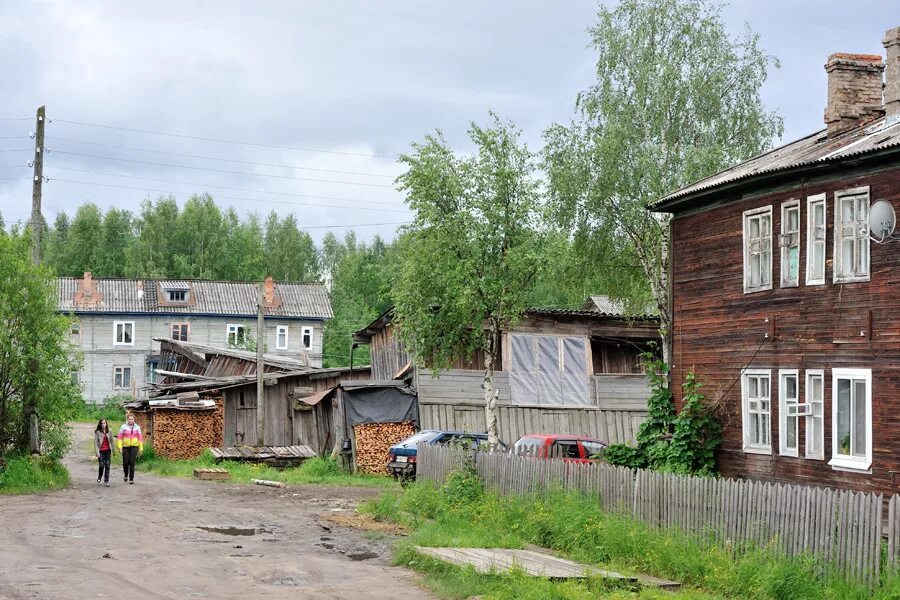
top-left (353, 422), bottom-right (416, 475)
top-left (151, 400), bottom-right (224, 460)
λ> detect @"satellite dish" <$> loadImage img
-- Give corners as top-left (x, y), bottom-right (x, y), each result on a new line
top-left (869, 200), bottom-right (896, 241)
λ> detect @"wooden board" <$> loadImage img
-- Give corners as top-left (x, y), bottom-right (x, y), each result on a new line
top-left (413, 546), bottom-right (636, 581)
top-left (193, 468), bottom-right (230, 480)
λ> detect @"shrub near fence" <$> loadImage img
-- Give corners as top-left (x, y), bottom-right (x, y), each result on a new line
top-left (416, 443), bottom-right (894, 586)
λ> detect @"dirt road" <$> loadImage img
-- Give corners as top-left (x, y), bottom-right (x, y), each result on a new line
top-left (0, 423), bottom-right (433, 600)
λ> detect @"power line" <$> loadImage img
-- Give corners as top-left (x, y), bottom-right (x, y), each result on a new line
top-left (0, 117), bottom-right (31, 122)
top-left (53, 118), bottom-right (398, 160)
top-left (51, 150), bottom-right (396, 188)
top-left (0, 136), bottom-right (30, 140)
top-left (47, 136), bottom-right (400, 178)
top-left (0, 148), bottom-right (33, 153)
top-left (50, 178), bottom-right (412, 213)
top-left (4, 216), bottom-right (410, 231)
top-left (47, 166), bottom-right (407, 207)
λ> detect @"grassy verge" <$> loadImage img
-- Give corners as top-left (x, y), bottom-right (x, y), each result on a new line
top-left (139, 448), bottom-right (398, 488)
top-left (0, 454), bottom-right (70, 495)
top-left (70, 397), bottom-right (127, 423)
top-left (361, 470), bottom-right (900, 600)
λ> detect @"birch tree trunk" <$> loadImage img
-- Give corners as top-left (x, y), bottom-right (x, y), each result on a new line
top-left (484, 322), bottom-right (501, 448)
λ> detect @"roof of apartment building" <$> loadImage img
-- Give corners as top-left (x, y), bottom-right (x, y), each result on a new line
top-left (57, 274), bottom-right (333, 319)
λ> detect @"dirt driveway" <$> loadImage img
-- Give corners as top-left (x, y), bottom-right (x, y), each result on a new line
top-left (0, 423), bottom-right (433, 600)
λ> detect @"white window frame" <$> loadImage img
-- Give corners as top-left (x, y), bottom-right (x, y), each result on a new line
top-left (778, 369), bottom-right (800, 457)
top-left (833, 187), bottom-right (870, 284)
top-left (170, 322), bottom-right (189, 341)
top-left (743, 206), bottom-right (773, 293)
top-left (301, 326), bottom-right (313, 351)
top-left (166, 289), bottom-right (187, 302)
top-left (741, 368), bottom-right (772, 454)
top-left (113, 365), bottom-right (132, 389)
top-left (276, 325), bottom-right (289, 350)
top-left (829, 368), bottom-right (872, 472)
top-left (805, 369), bottom-right (825, 460)
top-left (226, 324), bottom-right (246, 347)
top-left (113, 321), bottom-right (134, 346)
top-left (780, 200), bottom-right (800, 288)
top-left (806, 194), bottom-right (827, 285)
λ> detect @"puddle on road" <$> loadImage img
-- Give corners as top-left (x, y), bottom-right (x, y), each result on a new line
top-left (196, 526), bottom-right (272, 536)
top-left (347, 550), bottom-right (378, 561)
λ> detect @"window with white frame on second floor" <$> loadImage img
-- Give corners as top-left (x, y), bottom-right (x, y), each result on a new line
top-left (301, 326), bottom-right (313, 351)
top-left (834, 188), bottom-right (870, 283)
top-left (170, 322), bottom-right (189, 341)
top-left (113, 366), bottom-right (132, 389)
top-left (743, 207), bottom-right (772, 293)
top-left (741, 369), bottom-right (771, 453)
top-left (227, 324), bottom-right (246, 347)
top-left (780, 200), bottom-right (800, 287)
top-left (114, 321), bottom-right (134, 345)
top-left (276, 325), bottom-right (289, 350)
top-left (806, 194), bottom-right (826, 285)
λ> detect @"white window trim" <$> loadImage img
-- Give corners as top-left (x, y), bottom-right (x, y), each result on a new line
top-left (805, 369), bottom-right (825, 460)
top-left (741, 368), bottom-right (772, 454)
top-left (832, 186), bottom-right (870, 284)
top-left (113, 365), bottom-right (132, 389)
top-left (226, 323), bottom-right (246, 346)
top-left (743, 206), bottom-right (773, 293)
top-left (301, 326), bottom-right (314, 351)
top-left (778, 369), bottom-right (800, 457)
top-left (276, 325), bottom-right (289, 350)
top-left (780, 200), bottom-right (800, 288)
top-left (829, 368), bottom-right (872, 472)
top-left (806, 194), bottom-right (827, 285)
top-left (113, 321), bottom-right (134, 346)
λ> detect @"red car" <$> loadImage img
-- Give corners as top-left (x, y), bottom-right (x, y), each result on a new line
top-left (512, 434), bottom-right (607, 462)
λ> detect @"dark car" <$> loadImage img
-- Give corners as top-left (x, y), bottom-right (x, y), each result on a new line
top-left (512, 434), bottom-right (607, 463)
top-left (387, 430), bottom-right (507, 480)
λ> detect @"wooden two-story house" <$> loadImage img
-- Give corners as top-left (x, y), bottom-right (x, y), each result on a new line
top-left (58, 273), bottom-right (332, 403)
top-left (654, 27), bottom-right (900, 496)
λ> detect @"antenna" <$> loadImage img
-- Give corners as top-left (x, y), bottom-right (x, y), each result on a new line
top-left (869, 200), bottom-right (897, 243)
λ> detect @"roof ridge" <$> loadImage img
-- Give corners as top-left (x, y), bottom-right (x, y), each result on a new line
top-left (55, 276), bottom-right (326, 286)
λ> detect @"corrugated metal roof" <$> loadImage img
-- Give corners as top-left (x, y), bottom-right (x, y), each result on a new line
top-left (158, 280), bottom-right (191, 290)
top-left (57, 278), bottom-right (332, 319)
top-left (524, 307), bottom-right (658, 322)
top-left (653, 115), bottom-right (900, 210)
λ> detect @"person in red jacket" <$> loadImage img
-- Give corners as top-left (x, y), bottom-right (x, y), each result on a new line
top-left (116, 413), bottom-right (143, 484)
top-left (94, 419), bottom-right (115, 486)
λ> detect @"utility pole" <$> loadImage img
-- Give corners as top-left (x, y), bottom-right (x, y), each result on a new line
top-left (256, 282), bottom-right (265, 446)
top-left (25, 106), bottom-right (45, 454)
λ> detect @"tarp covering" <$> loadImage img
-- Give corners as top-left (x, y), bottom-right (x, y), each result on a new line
top-left (343, 385), bottom-right (419, 427)
top-left (509, 334), bottom-right (591, 406)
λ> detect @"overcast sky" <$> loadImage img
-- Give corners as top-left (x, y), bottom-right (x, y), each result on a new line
top-left (0, 1), bottom-right (897, 242)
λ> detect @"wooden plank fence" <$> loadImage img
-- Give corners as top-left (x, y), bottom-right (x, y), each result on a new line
top-left (417, 443), bottom-right (897, 586)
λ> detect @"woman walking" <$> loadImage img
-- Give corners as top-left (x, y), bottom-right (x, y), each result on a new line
top-left (94, 419), bottom-right (115, 486)
top-left (116, 413), bottom-right (143, 484)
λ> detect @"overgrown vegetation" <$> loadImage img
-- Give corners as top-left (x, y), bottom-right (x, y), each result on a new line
top-left (603, 355), bottom-right (721, 475)
top-left (363, 477), bottom-right (897, 599)
top-left (139, 450), bottom-right (397, 488)
top-left (71, 395), bottom-right (128, 423)
top-left (0, 454), bottom-right (70, 495)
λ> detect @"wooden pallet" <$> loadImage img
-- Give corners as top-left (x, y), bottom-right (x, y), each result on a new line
top-left (193, 468), bottom-right (230, 481)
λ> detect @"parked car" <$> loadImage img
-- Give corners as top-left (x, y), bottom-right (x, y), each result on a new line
top-left (512, 434), bottom-right (607, 463)
top-left (387, 430), bottom-right (508, 480)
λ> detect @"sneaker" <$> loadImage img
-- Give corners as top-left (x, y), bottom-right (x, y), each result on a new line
top-left (129, 480), bottom-right (134, 485)
top-left (97, 479), bottom-right (101, 484)
top-left (104, 482), bottom-right (110, 487)
top-left (124, 476), bottom-right (128, 483)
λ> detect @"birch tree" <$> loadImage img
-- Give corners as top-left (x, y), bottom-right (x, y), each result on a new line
top-left (544, 0), bottom-right (783, 368)
top-left (393, 116), bottom-right (546, 447)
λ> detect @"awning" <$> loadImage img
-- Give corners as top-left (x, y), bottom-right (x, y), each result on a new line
top-left (296, 387), bottom-right (336, 407)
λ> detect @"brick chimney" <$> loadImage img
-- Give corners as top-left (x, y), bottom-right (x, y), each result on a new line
top-left (824, 53), bottom-right (885, 136)
top-left (262, 276), bottom-right (281, 308)
top-left (74, 271), bottom-right (103, 307)
top-left (884, 27), bottom-right (900, 119)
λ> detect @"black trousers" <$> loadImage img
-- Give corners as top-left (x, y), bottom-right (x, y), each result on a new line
top-left (98, 449), bottom-right (111, 483)
top-left (122, 446), bottom-right (138, 481)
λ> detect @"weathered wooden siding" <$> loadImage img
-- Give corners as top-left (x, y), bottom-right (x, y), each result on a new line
top-left (670, 165), bottom-right (900, 498)
top-left (417, 369), bottom-right (649, 444)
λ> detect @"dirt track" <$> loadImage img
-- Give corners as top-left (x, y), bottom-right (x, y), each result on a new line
top-left (0, 423), bottom-right (433, 599)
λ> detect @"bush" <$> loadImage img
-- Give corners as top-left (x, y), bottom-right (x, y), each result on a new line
top-left (72, 395), bottom-right (128, 423)
top-left (0, 453), bottom-right (70, 494)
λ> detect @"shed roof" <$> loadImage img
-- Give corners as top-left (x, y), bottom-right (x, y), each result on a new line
top-left (653, 115), bottom-right (900, 212)
top-left (58, 277), bottom-right (332, 319)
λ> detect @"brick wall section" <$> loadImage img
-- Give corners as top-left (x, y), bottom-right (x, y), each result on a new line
top-left (670, 165), bottom-right (900, 498)
top-left (824, 53), bottom-right (885, 137)
top-left (885, 27), bottom-right (900, 118)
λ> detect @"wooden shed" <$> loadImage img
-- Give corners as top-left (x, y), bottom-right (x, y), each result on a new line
top-left (125, 393), bottom-right (224, 460)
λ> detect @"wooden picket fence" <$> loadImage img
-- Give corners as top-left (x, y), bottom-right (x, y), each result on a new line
top-left (416, 443), bottom-right (899, 586)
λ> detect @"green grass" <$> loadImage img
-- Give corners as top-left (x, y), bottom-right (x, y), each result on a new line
top-left (70, 397), bottom-right (127, 423)
top-left (0, 454), bottom-right (70, 494)
top-left (361, 471), bottom-right (900, 600)
top-left (140, 449), bottom-right (398, 488)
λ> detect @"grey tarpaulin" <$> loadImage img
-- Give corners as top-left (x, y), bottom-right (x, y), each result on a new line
top-left (509, 333), bottom-right (591, 406)
top-left (342, 385), bottom-right (419, 427)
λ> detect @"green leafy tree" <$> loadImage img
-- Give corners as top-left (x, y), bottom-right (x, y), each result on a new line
top-left (63, 203), bottom-right (103, 276)
top-left (543, 0), bottom-right (783, 368)
top-left (393, 116), bottom-right (547, 446)
top-left (174, 194), bottom-right (224, 279)
top-left (97, 208), bottom-right (133, 277)
top-left (264, 212), bottom-right (319, 282)
top-left (0, 234), bottom-right (81, 457)
top-left (45, 212), bottom-right (70, 275)
top-left (125, 196), bottom-right (180, 278)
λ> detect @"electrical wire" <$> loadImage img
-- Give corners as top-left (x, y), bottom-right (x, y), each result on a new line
top-left (49, 177), bottom-right (412, 213)
top-left (52, 118), bottom-right (398, 159)
top-left (47, 136), bottom-right (399, 178)
top-left (46, 166), bottom-right (407, 207)
top-left (0, 149), bottom-right (34, 153)
top-left (2, 215), bottom-right (411, 231)
top-left (51, 150), bottom-right (395, 187)
top-left (0, 117), bottom-right (31, 122)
